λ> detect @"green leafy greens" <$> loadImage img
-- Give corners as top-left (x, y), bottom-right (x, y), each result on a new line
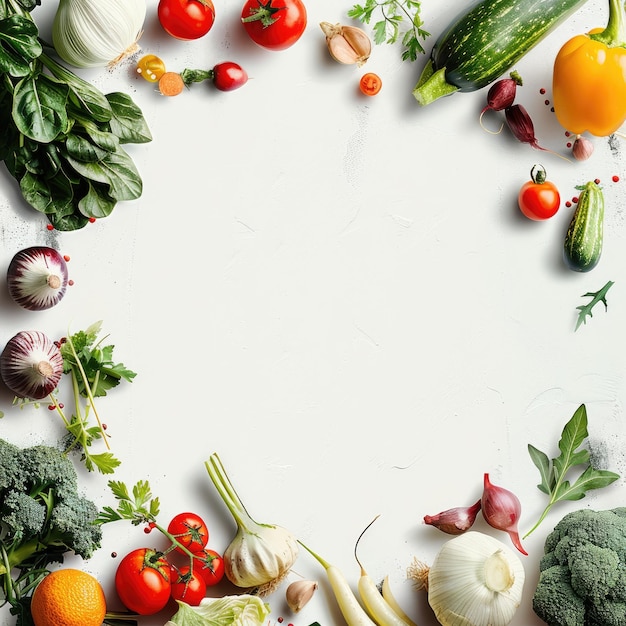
top-left (348, 0), bottom-right (430, 61)
top-left (524, 404), bottom-right (620, 538)
top-left (575, 280), bottom-right (614, 331)
top-left (0, 0), bottom-right (151, 230)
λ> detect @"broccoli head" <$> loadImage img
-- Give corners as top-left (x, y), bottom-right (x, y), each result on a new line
top-left (0, 438), bottom-right (103, 617)
top-left (533, 508), bottom-right (626, 626)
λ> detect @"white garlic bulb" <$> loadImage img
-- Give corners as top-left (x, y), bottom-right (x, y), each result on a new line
top-left (52, 0), bottom-right (147, 68)
top-left (426, 532), bottom-right (525, 626)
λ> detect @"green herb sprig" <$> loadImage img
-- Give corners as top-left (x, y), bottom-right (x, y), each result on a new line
top-left (348, 0), bottom-right (430, 61)
top-left (524, 404), bottom-right (620, 538)
top-left (575, 280), bottom-right (614, 331)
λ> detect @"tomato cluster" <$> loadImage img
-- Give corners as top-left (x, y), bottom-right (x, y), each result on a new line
top-left (114, 512), bottom-right (225, 615)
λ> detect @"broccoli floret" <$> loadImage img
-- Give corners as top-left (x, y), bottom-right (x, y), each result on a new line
top-left (533, 508), bottom-right (626, 626)
top-left (0, 439), bottom-right (103, 618)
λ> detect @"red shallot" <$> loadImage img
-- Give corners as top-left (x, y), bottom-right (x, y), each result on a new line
top-left (424, 499), bottom-right (481, 535)
top-left (0, 331), bottom-right (63, 400)
top-left (481, 473), bottom-right (527, 555)
top-left (479, 71), bottom-right (522, 132)
top-left (7, 246), bottom-right (69, 311)
top-left (505, 104), bottom-right (571, 162)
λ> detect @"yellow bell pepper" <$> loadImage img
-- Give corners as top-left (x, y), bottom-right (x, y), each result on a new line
top-left (552, 0), bottom-right (626, 137)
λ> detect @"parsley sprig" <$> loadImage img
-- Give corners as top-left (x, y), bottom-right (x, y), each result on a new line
top-left (348, 0), bottom-right (430, 61)
top-left (524, 404), bottom-right (620, 538)
top-left (15, 321), bottom-right (136, 474)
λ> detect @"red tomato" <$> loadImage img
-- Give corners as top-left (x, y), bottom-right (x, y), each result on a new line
top-left (158, 0), bottom-right (216, 40)
top-left (359, 73), bottom-right (382, 96)
top-left (518, 165), bottom-right (561, 220)
top-left (192, 548), bottom-right (225, 587)
top-left (213, 62), bottom-right (248, 92)
top-left (168, 512), bottom-right (209, 553)
top-left (115, 548), bottom-right (172, 615)
top-left (241, 0), bottom-right (307, 51)
top-left (170, 566), bottom-right (207, 606)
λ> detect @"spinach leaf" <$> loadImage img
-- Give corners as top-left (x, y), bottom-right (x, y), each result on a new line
top-left (0, 15), bottom-right (41, 76)
top-left (106, 92), bottom-right (152, 144)
top-left (12, 74), bottom-right (69, 142)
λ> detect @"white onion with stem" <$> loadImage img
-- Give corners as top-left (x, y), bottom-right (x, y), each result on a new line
top-left (52, 0), bottom-right (147, 68)
top-left (0, 331), bottom-right (63, 400)
top-left (7, 246), bottom-right (69, 311)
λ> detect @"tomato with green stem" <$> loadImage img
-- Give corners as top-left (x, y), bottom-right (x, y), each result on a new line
top-left (192, 548), bottom-right (225, 586)
top-left (241, 0), bottom-right (307, 51)
top-left (518, 164), bottom-right (561, 220)
top-left (115, 548), bottom-right (172, 615)
top-left (170, 565), bottom-right (207, 606)
top-left (158, 0), bottom-right (216, 40)
top-left (168, 512), bottom-right (209, 553)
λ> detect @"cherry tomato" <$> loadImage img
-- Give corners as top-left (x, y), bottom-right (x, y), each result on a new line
top-left (359, 72), bottom-right (382, 96)
top-left (158, 0), bottom-right (216, 40)
top-left (168, 512), bottom-right (209, 553)
top-left (170, 566), bottom-right (207, 606)
top-left (136, 55), bottom-right (166, 83)
top-left (518, 164), bottom-right (561, 220)
top-left (115, 548), bottom-right (172, 615)
top-left (192, 548), bottom-right (225, 587)
top-left (213, 62), bottom-right (248, 92)
top-left (241, 0), bottom-right (307, 51)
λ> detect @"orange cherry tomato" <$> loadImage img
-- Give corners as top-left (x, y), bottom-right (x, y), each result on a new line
top-left (359, 72), bottom-right (382, 96)
top-left (137, 55), bottom-right (167, 83)
top-left (518, 164), bottom-right (561, 221)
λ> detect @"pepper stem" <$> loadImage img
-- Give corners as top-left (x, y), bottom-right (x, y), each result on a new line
top-left (590, 0), bottom-right (626, 47)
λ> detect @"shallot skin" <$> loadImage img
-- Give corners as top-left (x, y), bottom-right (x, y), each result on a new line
top-left (7, 246), bottom-right (69, 311)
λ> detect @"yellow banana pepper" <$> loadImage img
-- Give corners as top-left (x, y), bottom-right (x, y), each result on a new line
top-left (552, 0), bottom-right (626, 137)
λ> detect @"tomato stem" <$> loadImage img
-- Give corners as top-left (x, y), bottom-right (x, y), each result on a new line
top-left (241, 0), bottom-right (286, 26)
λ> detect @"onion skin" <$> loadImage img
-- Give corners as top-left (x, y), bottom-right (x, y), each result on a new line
top-left (0, 331), bottom-right (64, 400)
top-left (7, 246), bottom-right (69, 311)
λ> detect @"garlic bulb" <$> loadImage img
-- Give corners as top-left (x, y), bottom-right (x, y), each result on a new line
top-left (409, 532), bottom-right (525, 626)
top-left (52, 0), bottom-right (147, 68)
top-left (205, 453), bottom-right (299, 595)
top-left (0, 331), bottom-right (64, 400)
top-left (320, 22), bottom-right (372, 66)
top-left (7, 246), bottom-right (69, 311)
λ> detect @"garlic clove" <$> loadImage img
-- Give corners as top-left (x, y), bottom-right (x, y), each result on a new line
top-left (286, 580), bottom-right (318, 612)
top-left (320, 22), bottom-right (372, 66)
top-left (572, 135), bottom-right (594, 161)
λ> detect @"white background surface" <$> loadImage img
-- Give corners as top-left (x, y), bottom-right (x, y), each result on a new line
top-left (1, 0), bottom-right (625, 625)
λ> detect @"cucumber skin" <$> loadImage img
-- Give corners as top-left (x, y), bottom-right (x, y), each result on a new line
top-left (426, 0), bottom-right (589, 92)
top-left (563, 181), bottom-right (604, 273)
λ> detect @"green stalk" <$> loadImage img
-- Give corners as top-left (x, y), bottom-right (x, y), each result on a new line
top-left (590, 0), bottom-right (626, 46)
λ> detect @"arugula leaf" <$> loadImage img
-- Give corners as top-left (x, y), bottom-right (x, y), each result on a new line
top-left (575, 280), bottom-right (614, 331)
top-left (524, 404), bottom-right (620, 538)
top-left (348, 0), bottom-right (430, 61)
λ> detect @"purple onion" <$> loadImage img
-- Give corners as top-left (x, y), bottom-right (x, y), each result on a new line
top-left (7, 246), bottom-right (69, 311)
top-left (424, 499), bottom-right (482, 535)
top-left (0, 331), bottom-right (63, 399)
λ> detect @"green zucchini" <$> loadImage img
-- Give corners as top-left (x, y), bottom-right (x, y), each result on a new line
top-left (413, 0), bottom-right (589, 105)
top-left (563, 181), bottom-right (604, 272)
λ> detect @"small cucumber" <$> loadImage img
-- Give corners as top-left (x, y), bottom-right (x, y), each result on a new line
top-left (413, 0), bottom-right (589, 105)
top-left (563, 181), bottom-right (604, 272)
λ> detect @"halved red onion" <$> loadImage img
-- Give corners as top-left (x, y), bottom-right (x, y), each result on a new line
top-left (7, 246), bottom-right (69, 311)
top-left (0, 331), bottom-right (64, 399)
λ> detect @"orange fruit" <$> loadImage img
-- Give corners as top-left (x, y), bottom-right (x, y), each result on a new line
top-left (31, 568), bottom-right (107, 626)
